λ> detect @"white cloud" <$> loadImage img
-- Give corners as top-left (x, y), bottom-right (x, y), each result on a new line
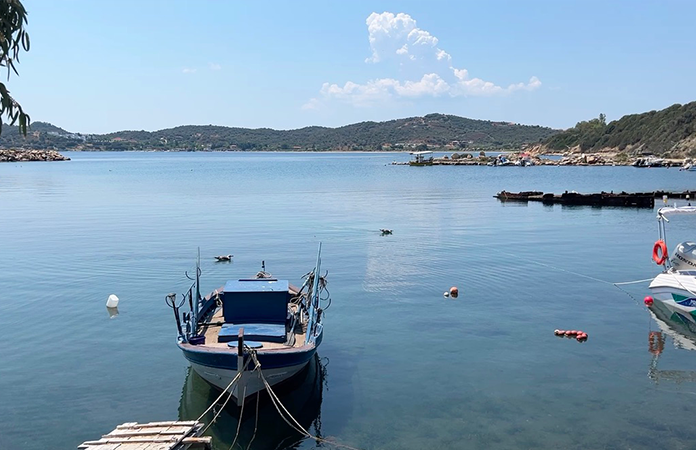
top-left (302, 98), bottom-right (322, 110)
top-left (307, 12), bottom-right (541, 108)
top-left (182, 67), bottom-right (197, 74)
top-left (209, 63), bottom-right (221, 71)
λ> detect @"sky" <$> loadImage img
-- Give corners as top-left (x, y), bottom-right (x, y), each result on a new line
top-left (8, 0), bottom-right (696, 134)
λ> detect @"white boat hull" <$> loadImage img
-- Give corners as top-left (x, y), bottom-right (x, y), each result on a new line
top-left (190, 361), bottom-right (309, 400)
top-left (649, 272), bottom-right (696, 322)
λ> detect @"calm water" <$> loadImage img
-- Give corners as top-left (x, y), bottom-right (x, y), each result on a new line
top-left (2, 152), bottom-right (696, 450)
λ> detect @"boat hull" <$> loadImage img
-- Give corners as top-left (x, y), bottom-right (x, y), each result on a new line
top-left (649, 272), bottom-right (696, 322)
top-left (178, 331), bottom-right (323, 400)
top-left (190, 360), bottom-right (310, 399)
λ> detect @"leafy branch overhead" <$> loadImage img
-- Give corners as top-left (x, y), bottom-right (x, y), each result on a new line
top-left (0, 0), bottom-right (30, 135)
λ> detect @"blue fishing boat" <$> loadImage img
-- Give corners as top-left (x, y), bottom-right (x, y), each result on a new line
top-left (168, 245), bottom-right (327, 405)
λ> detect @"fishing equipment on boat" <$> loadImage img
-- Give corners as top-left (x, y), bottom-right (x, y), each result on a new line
top-left (653, 240), bottom-right (668, 265)
top-left (106, 294), bottom-right (119, 308)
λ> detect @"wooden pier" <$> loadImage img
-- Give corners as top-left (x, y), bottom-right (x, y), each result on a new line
top-left (78, 421), bottom-right (211, 450)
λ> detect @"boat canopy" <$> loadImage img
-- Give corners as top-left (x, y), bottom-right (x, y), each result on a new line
top-left (658, 206), bottom-right (696, 218)
top-left (409, 151), bottom-right (433, 156)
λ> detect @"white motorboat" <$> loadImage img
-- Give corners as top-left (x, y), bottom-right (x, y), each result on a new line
top-left (648, 206), bottom-right (696, 322)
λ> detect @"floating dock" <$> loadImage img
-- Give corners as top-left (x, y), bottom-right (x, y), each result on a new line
top-left (495, 190), bottom-right (658, 208)
top-left (78, 421), bottom-right (211, 450)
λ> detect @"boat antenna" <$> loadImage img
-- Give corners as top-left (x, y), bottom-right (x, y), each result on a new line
top-left (262, 260), bottom-right (265, 272)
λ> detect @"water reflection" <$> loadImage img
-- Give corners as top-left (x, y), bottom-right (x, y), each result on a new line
top-left (178, 354), bottom-right (326, 450)
top-left (647, 301), bottom-right (696, 384)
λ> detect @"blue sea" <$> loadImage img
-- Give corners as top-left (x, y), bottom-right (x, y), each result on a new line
top-left (2, 152), bottom-right (696, 450)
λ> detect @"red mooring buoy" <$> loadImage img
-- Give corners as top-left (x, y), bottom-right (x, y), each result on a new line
top-left (644, 296), bottom-right (654, 306)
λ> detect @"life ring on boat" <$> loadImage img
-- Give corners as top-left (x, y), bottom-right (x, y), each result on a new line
top-left (652, 240), bottom-right (668, 265)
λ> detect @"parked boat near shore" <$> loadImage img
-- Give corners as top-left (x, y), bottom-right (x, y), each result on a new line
top-left (168, 246), bottom-right (328, 406)
top-left (648, 206), bottom-right (696, 322)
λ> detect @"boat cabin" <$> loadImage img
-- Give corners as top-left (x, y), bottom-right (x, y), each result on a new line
top-left (217, 279), bottom-right (291, 344)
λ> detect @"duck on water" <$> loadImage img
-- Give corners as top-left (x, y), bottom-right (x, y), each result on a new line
top-left (167, 245), bottom-right (328, 406)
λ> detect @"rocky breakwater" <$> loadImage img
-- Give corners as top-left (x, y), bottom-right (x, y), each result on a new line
top-left (0, 149), bottom-right (70, 162)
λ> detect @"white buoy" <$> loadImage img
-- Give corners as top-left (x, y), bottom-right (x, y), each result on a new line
top-left (106, 294), bottom-right (119, 308)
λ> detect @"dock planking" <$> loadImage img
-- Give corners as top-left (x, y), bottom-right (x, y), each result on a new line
top-left (78, 421), bottom-right (211, 450)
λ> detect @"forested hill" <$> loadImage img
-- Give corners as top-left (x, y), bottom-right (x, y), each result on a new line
top-left (543, 102), bottom-right (696, 156)
top-left (0, 114), bottom-right (557, 151)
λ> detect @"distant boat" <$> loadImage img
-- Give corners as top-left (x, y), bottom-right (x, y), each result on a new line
top-left (633, 156), bottom-right (665, 168)
top-left (169, 245), bottom-right (327, 406)
top-left (679, 163), bottom-right (696, 171)
top-left (409, 150), bottom-right (433, 166)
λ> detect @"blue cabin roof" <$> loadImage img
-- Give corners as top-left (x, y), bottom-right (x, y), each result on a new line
top-left (221, 279), bottom-right (290, 325)
top-left (223, 279), bottom-right (289, 293)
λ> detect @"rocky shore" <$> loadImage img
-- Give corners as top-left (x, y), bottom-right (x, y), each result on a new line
top-left (0, 149), bottom-right (70, 162)
top-left (398, 150), bottom-right (689, 167)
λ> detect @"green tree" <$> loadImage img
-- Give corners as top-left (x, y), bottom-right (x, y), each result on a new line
top-left (0, 0), bottom-right (30, 135)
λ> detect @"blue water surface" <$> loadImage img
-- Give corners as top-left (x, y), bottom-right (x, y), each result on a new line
top-left (2, 152), bottom-right (696, 450)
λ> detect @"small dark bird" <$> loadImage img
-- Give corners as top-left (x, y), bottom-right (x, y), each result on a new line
top-left (214, 254), bottom-right (233, 262)
top-left (380, 229), bottom-right (393, 235)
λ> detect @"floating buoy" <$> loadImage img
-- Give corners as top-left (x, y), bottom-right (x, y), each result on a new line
top-left (556, 329), bottom-right (566, 336)
top-left (449, 287), bottom-right (459, 298)
top-left (564, 330), bottom-right (573, 336)
top-left (576, 333), bottom-right (588, 342)
top-left (644, 296), bottom-right (654, 306)
top-left (106, 294), bottom-right (119, 308)
top-left (554, 329), bottom-right (562, 335)
top-left (443, 291), bottom-right (449, 298)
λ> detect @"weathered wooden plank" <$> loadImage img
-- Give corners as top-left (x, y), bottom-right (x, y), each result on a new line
top-left (115, 421), bottom-right (197, 429)
top-left (80, 421), bottom-right (203, 450)
top-left (181, 436), bottom-right (213, 447)
top-left (105, 430), bottom-right (188, 438)
top-left (82, 437), bottom-right (180, 444)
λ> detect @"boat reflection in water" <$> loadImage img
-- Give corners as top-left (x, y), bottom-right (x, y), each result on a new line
top-left (178, 353), bottom-right (326, 450)
top-left (647, 300), bottom-right (696, 384)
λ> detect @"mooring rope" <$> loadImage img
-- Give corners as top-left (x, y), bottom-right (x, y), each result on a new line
top-left (195, 370), bottom-right (243, 424)
top-left (248, 352), bottom-right (365, 450)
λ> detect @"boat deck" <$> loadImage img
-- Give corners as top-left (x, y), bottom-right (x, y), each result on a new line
top-left (199, 305), bottom-right (306, 351)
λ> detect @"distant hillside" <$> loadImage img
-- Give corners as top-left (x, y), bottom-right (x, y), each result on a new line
top-left (543, 102), bottom-right (696, 157)
top-left (0, 114), bottom-right (558, 151)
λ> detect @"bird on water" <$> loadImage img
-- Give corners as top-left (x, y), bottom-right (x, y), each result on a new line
top-left (214, 254), bottom-right (233, 262)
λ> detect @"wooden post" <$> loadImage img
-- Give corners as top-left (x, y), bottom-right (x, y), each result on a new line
top-left (237, 327), bottom-right (244, 407)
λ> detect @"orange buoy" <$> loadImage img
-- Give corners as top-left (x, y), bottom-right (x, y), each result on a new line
top-left (449, 287), bottom-right (459, 298)
top-left (564, 330), bottom-right (573, 336)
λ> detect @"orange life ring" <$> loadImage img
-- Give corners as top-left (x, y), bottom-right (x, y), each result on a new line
top-left (653, 240), bottom-right (668, 265)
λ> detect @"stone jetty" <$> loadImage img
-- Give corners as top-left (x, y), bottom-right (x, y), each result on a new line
top-left (0, 149), bottom-right (70, 162)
